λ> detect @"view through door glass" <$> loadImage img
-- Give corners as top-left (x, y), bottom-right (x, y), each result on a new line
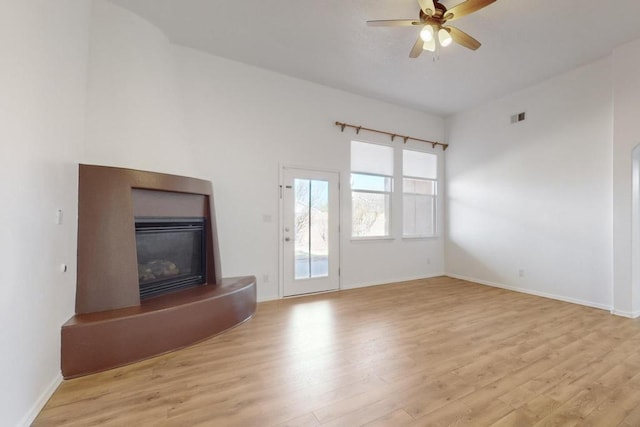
top-left (294, 178), bottom-right (329, 279)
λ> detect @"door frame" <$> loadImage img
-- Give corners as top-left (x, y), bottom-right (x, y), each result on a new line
top-left (278, 164), bottom-right (342, 298)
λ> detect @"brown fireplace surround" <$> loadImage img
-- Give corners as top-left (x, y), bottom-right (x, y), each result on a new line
top-left (61, 165), bottom-right (256, 378)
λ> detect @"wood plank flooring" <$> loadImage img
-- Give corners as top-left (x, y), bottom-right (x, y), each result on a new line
top-left (34, 277), bottom-right (640, 426)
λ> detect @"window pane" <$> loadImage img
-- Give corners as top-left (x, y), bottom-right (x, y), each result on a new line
top-left (352, 191), bottom-right (390, 237)
top-left (351, 141), bottom-right (394, 176)
top-left (294, 179), bottom-right (330, 279)
top-left (404, 150), bottom-right (437, 179)
top-left (351, 173), bottom-right (392, 192)
top-left (309, 180), bottom-right (329, 278)
top-left (294, 179), bottom-right (310, 279)
top-left (403, 194), bottom-right (435, 237)
top-left (403, 178), bottom-right (435, 195)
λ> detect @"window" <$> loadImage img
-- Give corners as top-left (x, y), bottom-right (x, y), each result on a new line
top-left (351, 141), bottom-right (393, 238)
top-left (403, 150), bottom-right (437, 237)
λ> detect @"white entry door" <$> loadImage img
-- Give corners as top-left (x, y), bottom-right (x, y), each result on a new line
top-left (282, 168), bottom-right (340, 297)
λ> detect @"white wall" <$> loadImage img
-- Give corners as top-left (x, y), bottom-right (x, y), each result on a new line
top-left (83, 0), bottom-right (194, 176)
top-left (612, 38), bottom-right (640, 316)
top-left (445, 58), bottom-right (614, 309)
top-left (174, 47), bottom-right (445, 300)
top-left (85, 1), bottom-right (446, 302)
top-left (0, 1), bottom-right (91, 425)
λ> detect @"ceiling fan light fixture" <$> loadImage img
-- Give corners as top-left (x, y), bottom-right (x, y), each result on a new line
top-left (368, 0), bottom-right (492, 58)
top-left (420, 25), bottom-right (434, 42)
top-left (438, 28), bottom-right (453, 47)
top-left (422, 37), bottom-right (436, 52)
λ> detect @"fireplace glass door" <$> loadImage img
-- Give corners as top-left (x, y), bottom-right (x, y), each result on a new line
top-left (135, 217), bottom-right (206, 300)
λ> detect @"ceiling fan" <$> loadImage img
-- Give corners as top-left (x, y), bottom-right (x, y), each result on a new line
top-left (367, 0), bottom-right (496, 58)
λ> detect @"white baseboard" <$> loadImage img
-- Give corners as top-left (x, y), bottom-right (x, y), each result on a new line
top-left (610, 309), bottom-right (640, 319)
top-left (18, 372), bottom-right (62, 427)
top-left (342, 273), bottom-right (446, 290)
top-left (446, 273), bottom-right (612, 312)
top-left (257, 294), bottom-right (280, 303)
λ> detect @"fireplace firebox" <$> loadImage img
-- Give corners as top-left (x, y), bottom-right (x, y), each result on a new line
top-left (135, 217), bottom-right (206, 300)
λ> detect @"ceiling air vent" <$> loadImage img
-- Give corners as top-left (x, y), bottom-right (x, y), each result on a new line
top-left (510, 112), bottom-right (526, 124)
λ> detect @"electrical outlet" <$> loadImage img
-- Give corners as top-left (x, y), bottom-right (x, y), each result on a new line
top-left (426, 257), bottom-right (431, 265)
top-left (518, 269), bottom-right (524, 278)
top-left (262, 274), bottom-right (270, 283)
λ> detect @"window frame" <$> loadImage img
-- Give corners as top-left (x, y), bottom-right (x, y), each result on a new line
top-left (402, 149), bottom-right (438, 239)
top-left (350, 140), bottom-right (394, 240)
top-left (350, 171), bottom-right (394, 240)
top-left (349, 141), bottom-right (441, 240)
top-left (402, 174), bottom-right (437, 238)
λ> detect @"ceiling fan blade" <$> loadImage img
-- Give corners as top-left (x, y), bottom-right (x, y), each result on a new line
top-left (409, 36), bottom-right (424, 58)
top-left (444, 0), bottom-right (496, 21)
top-left (367, 19), bottom-right (420, 27)
top-left (417, 0), bottom-right (436, 16)
top-left (444, 26), bottom-right (481, 50)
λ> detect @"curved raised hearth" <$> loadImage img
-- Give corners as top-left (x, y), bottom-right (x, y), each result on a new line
top-left (62, 276), bottom-right (256, 379)
top-left (62, 165), bottom-right (256, 378)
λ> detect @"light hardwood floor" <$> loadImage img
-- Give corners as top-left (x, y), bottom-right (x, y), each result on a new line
top-left (34, 277), bottom-right (640, 426)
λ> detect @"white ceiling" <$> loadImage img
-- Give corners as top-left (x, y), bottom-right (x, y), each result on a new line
top-left (108, 0), bottom-right (640, 116)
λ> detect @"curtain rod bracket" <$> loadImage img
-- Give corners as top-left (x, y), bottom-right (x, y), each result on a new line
top-left (356, 126), bottom-right (361, 135)
top-left (403, 136), bottom-right (409, 144)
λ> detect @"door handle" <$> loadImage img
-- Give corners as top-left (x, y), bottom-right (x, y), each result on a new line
top-left (285, 237), bottom-right (291, 242)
